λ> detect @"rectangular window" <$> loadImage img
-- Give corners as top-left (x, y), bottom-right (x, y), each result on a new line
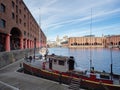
top-left (58, 60), bottom-right (64, 66)
top-left (0, 3), bottom-right (5, 12)
top-left (28, 33), bottom-right (29, 37)
top-left (16, 0), bottom-right (18, 4)
top-left (24, 31), bottom-right (26, 36)
top-left (24, 14), bottom-right (26, 19)
top-left (16, 5), bottom-right (18, 13)
top-left (24, 22), bottom-right (26, 27)
top-left (16, 15), bottom-right (18, 23)
top-left (12, 1), bottom-right (15, 8)
top-left (19, 1), bottom-right (22, 5)
top-left (0, 19), bottom-right (6, 28)
top-left (12, 13), bottom-right (15, 19)
top-left (19, 18), bottom-right (21, 24)
top-left (54, 59), bottom-right (57, 64)
top-left (19, 9), bottom-right (21, 14)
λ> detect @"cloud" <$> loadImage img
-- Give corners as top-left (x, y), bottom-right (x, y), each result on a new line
top-left (24, 0), bottom-right (120, 40)
top-left (42, 8), bottom-right (120, 31)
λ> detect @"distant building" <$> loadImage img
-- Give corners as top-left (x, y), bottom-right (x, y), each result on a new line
top-left (61, 41), bottom-right (68, 47)
top-left (47, 40), bottom-right (57, 48)
top-left (60, 36), bottom-right (68, 47)
top-left (56, 35), bottom-right (61, 46)
top-left (0, 0), bottom-right (46, 52)
top-left (68, 36), bottom-right (106, 48)
top-left (68, 35), bottom-right (120, 48)
top-left (106, 35), bottom-right (120, 48)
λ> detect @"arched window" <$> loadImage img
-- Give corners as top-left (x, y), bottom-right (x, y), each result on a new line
top-left (119, 41), bottom-right (120, 45)
top-left (94, 42), bottom-right (97, 45)
top-left (74, 42), bottom-right (77, 45)
top-left (110, 42), bottom-right (113, 45)
top-left (85, 42), bottom-right (89, 45)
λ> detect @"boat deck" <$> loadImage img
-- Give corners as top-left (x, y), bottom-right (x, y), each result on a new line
top-left (24, 59), bottom-right (44, 69)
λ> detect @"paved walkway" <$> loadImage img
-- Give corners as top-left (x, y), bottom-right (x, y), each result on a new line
top-left (0, 59), bottom-right (86, 90)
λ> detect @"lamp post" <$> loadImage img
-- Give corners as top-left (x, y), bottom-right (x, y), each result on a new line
top-left (109, 36), bottom-right (113, 80)
top-left (34, 38), bottom-right (36, 62)
top-left (110, 43), bottom-right (113, 80)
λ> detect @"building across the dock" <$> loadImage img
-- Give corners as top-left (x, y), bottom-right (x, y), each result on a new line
top-left (106, 35), bottom-right (120, 48)
top-left (68, 35), bottom-right (120, 48)
top-left (0, 0), bottom-right (46, 52)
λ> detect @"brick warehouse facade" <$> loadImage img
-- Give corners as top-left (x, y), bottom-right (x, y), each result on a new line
top-left (68, 35), bottom-right (120, 48)
top-left (0, 0), bottom-right (46, 52)
top-left (106, 35), bottom-right (120, 48)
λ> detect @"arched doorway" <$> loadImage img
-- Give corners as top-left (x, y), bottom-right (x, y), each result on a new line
top-left (0, 33), bottom-right (6, 52)
top-left (110, 42), bottom-right (113, 45)
top-left (10, 27), bottom-right (22, 50)
top-left (85, 42), bottom-right (89, 45)
top-left (74, 42), bottom-right (77, 46)
top-left (94, 42), bottom-right (97, 45)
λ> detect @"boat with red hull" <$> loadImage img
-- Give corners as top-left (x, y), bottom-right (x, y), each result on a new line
top-left (23, 54), bottom-right (120, 90)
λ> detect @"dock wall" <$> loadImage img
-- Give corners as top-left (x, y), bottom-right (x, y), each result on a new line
top-left (0, 49), bottom-right (39, 68)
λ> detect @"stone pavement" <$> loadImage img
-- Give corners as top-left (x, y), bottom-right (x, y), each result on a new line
top-left (0, 59), bottom-right (85, 90)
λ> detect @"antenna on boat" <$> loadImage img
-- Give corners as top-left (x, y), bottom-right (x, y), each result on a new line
top-left (90, 8), bottom-right (93, 72)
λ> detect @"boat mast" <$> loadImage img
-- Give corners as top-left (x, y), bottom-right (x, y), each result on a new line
top-left (39, 8), bottom-right (41, 28)
top-left (90, 8), bottom-right (93, 72)
top-left (39, 8), bottom-right (42, 48)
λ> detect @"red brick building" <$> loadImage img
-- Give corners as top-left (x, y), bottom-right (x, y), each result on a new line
top-left (68, 35), bottom-right (120, 48)
top-left (0, 0), bottom-right (46, 52)
top-left (68, 36), bottom-right (106, 48)
top-left (106, 35), bottom-right (120, 48)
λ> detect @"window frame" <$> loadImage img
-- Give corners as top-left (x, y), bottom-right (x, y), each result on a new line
top-left (0, 3), bottom-right (5, 13)
top-left (0, 19), bottom-right (6, 28)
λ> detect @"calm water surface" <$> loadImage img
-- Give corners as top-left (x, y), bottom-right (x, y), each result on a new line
top-left (48, 47), bottom-right (120, 75)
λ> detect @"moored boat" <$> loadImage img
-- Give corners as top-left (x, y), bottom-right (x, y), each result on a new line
top-left (23, 54), bottom-right (120, 90)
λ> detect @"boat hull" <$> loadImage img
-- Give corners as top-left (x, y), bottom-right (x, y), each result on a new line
top-left (23, 63), bottom-right (120, 90)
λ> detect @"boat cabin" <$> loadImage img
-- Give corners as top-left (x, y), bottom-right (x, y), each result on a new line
top-left (47, 54), bottom-right (75, 72)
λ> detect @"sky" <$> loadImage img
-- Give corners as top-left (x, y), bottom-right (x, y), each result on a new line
top-left (24, 0), bottom-right (120, 41)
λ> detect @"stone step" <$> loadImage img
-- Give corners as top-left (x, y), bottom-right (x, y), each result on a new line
top-left (68, 78), bottom-right (81, 90)
top-left (71, 79), bottom-right (80, 84)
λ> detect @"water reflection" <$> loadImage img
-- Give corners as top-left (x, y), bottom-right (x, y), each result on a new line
top-left (48, 47), bottom-right (120, 75)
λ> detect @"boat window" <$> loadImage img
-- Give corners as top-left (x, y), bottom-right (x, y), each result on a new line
top-left (54, 59), bottom-right (57, 64)
top-left (58, 60), bottom-right (64, 66)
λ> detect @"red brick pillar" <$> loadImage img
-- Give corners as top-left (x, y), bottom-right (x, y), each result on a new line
top-left (39, 41), bottom-right (41, 48)
top-left (29, 40), bottom-right (30, 48)
top-left (20, 37), bottom-right (23, 49)
top-left (37, 42), bottom-right (39, 48)
top-left (5, 34), bottom-right (10, 51)
top-left (25, 39), bottom-right (27, 48)
top-left (32, 41), bottom-right (34, 48)
top-left (27, 40), bottom-right (29, 48)
top-left (30, 40), bottom-right (31, 48)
